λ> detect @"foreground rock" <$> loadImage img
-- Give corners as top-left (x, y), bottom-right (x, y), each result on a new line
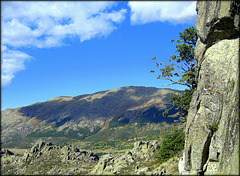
top-left (1, 140), bottom-right (181, 175)
top-left (1, 141), bottom-right (99, 175)
top-left (89, 140), bottom-right (161, 175)
top-left (180, 1), bottom-right (239, 175)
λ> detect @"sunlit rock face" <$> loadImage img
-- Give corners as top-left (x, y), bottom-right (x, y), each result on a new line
top-left (1, 141), bottom-right (99, 175)
top-left (180, 1), bottom-right (239, 175)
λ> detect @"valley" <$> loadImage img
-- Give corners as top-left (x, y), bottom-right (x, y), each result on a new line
top-left (1, 86), bottom-right (183, 175)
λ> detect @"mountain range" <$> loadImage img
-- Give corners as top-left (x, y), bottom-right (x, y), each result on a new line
top-left (1, 86), bottom-right (181, 148)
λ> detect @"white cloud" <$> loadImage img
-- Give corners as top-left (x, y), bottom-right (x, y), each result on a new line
top-left (128, 1), bottom-right (197, 25)
top-left (2, 1), bottom-right (127, 48)
top-left (1, 45), bottom-right (32, 88)
top-left (1, 1), bottom-right (197, 88)
top-left (1, 1), bottom-right (126, 88)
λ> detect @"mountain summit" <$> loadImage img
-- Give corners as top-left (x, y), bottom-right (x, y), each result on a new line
top-left (2, 86), bottom-right (180, 147)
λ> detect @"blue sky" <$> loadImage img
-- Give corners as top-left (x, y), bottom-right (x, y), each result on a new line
top-left (1, 1), bottom-right (197, 110)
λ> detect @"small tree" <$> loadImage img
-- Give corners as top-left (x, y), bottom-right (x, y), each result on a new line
top-left (151, 26), bottom-right (197, 122)
top-left (153, 125), bottom-right (185, 164)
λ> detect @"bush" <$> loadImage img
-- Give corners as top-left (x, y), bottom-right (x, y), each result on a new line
top-left (154, 126), bottom-right (185, 164)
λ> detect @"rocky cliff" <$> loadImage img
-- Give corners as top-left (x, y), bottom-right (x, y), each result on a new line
top-left (180, 1), bottom-right (239, 175)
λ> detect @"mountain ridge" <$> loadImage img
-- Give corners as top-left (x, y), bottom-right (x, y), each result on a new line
top-left (3, 86), bottom-right (180, 110)
top-left (1, 86), bottom-right (181, 148)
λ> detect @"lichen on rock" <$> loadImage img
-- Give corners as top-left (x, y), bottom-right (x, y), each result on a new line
top-left (180, 1), bottom-right (239, 175)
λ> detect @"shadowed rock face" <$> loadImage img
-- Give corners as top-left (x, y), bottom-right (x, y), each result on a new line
top-left (1, 149), bottom-right (14, 156)
top-left (1, 86), bottom-right (180, 144)
top-left (195, 1), bottom-right (239, 47)
top-left (180, 1), bottom-right (239, 175)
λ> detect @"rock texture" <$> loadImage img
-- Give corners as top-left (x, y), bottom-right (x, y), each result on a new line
top-left (180, 1), bottom-right (239, 175)
top-left (89, 140), bottom-right (181, 175)
top-left (1, 140), bottom-right (181, 175)
top-left (89, 140), bottom-right (160, 175)
top-left (1, 141), bottom-right (99, 175)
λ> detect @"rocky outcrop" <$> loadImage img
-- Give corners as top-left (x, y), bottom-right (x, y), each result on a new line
top-left (180, 1), bottom-right (239, 175)
top-left (89, 140), bottom-right (160, 175)
top-left (60, 144), bottom-right (99, 163)
top-left (1, 141), bottom-right (99, 175)
top-left (2, 139), bottom-right (182, 175)
top-left (1, 148), bottom-right (14, 156)
top-left (23, 141), bottom-right (54, 159)
top-left (1, 149), bottom-right (22, 174)
top-left (195, 1), bottom-right (239, 47)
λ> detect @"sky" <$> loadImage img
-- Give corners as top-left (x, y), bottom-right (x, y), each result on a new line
top-left (1, 1), bottom-right (197, 110)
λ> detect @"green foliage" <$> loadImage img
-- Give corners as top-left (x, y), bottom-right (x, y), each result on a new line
top-left (151, 26), bottom-right (197, 120)
top-left (207, 120), bottom-right (218, 133)
top-left (90, 140), bottom-right (134, 150)
top-left (145, 134), bottom-right (160, 141)
top-left (26, 127), bottom-right (91, 140)
top-left (108, 116), bottom-right (129, 128)
top-left (163, 88), bottom-right (195, 121)
top-left (153, 126), bottom-right (185, 164)
top-left (91, 142), bottom-right (109, 149)
top-left (124, 143), bottom-right (134, 149)
top-left (132, 107), bottom-right (178, 125)
top-left (83, 128), bottom-right (115, 142)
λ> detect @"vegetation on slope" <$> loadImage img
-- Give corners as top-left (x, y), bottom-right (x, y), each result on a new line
top-left (151, 26), bottom-right (197, 122)
top-left (154, 125), bottom-right (185, 164)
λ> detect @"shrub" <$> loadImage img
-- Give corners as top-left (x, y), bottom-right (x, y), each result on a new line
top-left (207, 120), bottom-right (218, 133)
top-left (154, 126), bottom-right (185, 164)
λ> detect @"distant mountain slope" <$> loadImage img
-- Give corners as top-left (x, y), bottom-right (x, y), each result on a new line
top-left (1, 86), bottom-right (181, 146)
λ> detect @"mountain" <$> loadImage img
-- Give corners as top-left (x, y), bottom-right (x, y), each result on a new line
top-left (1, 86), bottom-right (181, 148)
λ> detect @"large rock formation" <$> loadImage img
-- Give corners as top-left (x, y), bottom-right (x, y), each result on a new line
top-left (180, 1), bottom-right (239, 175)
top-left (89, 140), bottom-right (160, 175)
top-left (1, 141), bottom-right (99, 175)
top-left (1, 140), bottom-right (181, 175)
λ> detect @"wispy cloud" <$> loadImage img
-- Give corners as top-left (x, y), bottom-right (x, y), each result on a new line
top-left (128, 1), bottom-right (197, 25)
top-left (2, 1), bottom-right (127, 47)
top-left (1, 45), bottom-right (32, 88)
top-left (1, 1), bottom-right (126, 88)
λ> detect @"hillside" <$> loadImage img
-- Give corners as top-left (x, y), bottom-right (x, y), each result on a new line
top-left (1, 86), bottom-right (180, 148)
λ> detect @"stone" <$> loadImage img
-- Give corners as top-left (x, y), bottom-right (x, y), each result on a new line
top-left (196, 1), bottom-right (239, 47)
top-left (1, 149), bottom-right (14, 156)
top-left (1, 141), bottom-right (100, 175)
top-left (180, 1), bottom-right (239, 175)
top-left (136, 167), bottom-right (149, 174)
top-left (90, 140), bottom-right (160, 175)
top-left (60, 144), bottom-right (99, 163)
